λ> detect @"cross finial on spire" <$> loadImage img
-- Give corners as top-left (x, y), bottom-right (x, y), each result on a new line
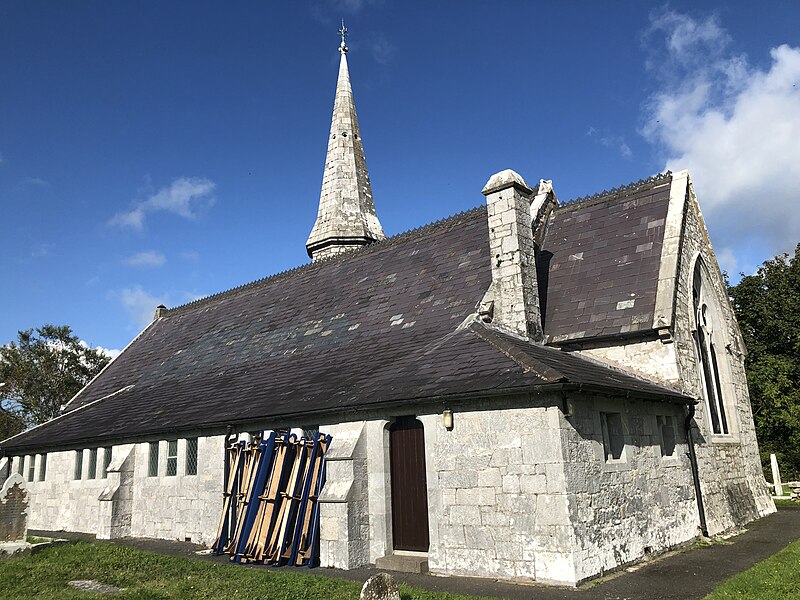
top-left (338, 19), bottom-right (348, 54)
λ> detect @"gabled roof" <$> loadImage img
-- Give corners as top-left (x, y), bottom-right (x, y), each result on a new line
top-left (1, 197), bottom-right (690, 453)
top-left (540, 173), bottom-right (673, 342)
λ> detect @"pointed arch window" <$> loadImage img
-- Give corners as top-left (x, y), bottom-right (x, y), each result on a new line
top-left (692, 260), bottom-right (729, 435)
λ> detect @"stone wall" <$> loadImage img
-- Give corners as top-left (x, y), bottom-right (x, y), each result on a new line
top-left (563, 395), bottom-right (698, 582)
top-left (318, 421), bottom-right (370, 569)
top-left (18, 451), bottom-right (108, 534)
top-left (129, 435), bottom-right (224, 545)
top-left (423, 401), bottom-right (573, 583)
top-left (10, 434), bottom-right (225, 545)
top-left (314, 391), bottom-right (701, 585)
top-left (669, 189), bottom-right (774, 533)
top-left (573, 176), bottom-right (774, 537)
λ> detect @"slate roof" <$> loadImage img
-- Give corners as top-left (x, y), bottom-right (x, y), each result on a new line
top-left (1, 175), bottom-right (692, 453)
top-left (539, 173), bottom-right (673, 342)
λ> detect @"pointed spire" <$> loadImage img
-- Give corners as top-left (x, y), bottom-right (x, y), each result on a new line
top-left (306, 24), bottom-right (385, 261)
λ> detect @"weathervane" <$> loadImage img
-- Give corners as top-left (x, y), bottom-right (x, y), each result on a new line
top-left (338, 19), bottom-right (348, 54)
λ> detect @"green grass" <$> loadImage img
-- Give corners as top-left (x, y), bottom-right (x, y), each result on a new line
top-left (705, 538), bottom-right (800, 599)
top-left (774, 498), bottom-right (799, 508)
top-left (0, 541), bottom-right (495, 600)
top-left (25, 535), bottom-right (52, 544)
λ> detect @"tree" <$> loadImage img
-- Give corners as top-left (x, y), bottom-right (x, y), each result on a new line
top-left (728, 244), bottom-right (800, 482)
top-left (0, 325), bottom-right (111, 440)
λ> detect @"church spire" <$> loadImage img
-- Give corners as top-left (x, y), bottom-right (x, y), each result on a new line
top-left (306, 22), bottom-right (386, 261)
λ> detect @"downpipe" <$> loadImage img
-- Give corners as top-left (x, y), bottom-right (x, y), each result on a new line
top-left (685, 404), bottom-right (709, 537)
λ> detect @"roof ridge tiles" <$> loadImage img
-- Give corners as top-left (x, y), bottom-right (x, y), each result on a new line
top-left (558, 171), bottom-right (672, 212)
top-left (165, 204), bottom-right (486, 316)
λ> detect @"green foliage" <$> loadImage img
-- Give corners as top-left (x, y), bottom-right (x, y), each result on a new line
top-left (704, 537), bottom-right (800, 599)
top-left (728, 244), bottom-right (800, 481)
top-left (0, 541), bottom-right (496, 600)
top-left (0, 325), bottom-right (110, 439)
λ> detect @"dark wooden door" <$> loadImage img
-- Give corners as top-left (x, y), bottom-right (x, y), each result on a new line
top-left (389, 417), bottom-right (430, 552)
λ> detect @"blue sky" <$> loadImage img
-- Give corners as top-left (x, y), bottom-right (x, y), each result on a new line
top-left (1, 1), bottom-right (798, 352)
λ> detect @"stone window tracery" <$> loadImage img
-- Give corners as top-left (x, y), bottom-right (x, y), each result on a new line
top-left (692, 259), bottom-right (730, 435)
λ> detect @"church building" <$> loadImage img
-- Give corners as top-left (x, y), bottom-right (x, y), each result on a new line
top-left (0, 30), bottom-right (774, 586)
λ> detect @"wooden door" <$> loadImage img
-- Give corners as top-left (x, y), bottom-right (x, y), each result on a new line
top-left (389, 417), bottom-right (430, 552)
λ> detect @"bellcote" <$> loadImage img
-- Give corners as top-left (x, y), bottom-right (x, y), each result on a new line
top-left (306, 30), bottom-right (386, 261)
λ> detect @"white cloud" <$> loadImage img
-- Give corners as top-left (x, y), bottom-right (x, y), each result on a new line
top-left (311, 0), bottom-right (383, 24)
top-left (116, 286), bottom-right (169, 329)
top-left (642, 9), bottom-right (800, 260)
top-left (17, 176), bottom-right (51, 190)
top-left (125, 250), bottom-right (166, 268)
top-left (715, 247), bottom-right (739, 275)
top-left (368, 32), bottom-right (395, 65)
top-left (31, 243), bottom-right (54, 258)
top-left (78, 340), bottom-right (122, 360)
top-left (110, 177), bottom-right (216, 230)
top-left (95, 346), bottom-right (122, 360)
top-left (587, 127), bottom-right (633, 159)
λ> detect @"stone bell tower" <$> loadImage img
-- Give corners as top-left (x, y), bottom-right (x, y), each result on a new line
top-left (306, 22), bottom-right (386, 261)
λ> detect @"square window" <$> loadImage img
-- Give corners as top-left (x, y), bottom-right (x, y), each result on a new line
top-left (101, 447), bottom-right (112, 478)
top-left (88, 448), bottom-right (98, 479)
top-left (27, 455), bottom-right (36, 482)
top-left (74, 450), bottom-right (84, 480)
top-left (601, 412), bottom-right (625, 461)
top-left (166, 440), bottom-right (178, 476)
top-left (39, 453), bottom-right (47, 481)
top-left (658, 416), bottom-right (677, 458)
top-left (185, 438), bottom-right (198, 476)
top-left (148, 442), bottom-right (159, 477)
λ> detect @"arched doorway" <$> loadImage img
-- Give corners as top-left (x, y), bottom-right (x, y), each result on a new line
top-left (389, 416), bottom-right (430, 552)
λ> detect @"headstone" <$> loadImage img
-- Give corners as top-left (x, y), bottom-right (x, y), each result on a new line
top-left (360, 572), bottom-right (400, 600)
top-left (0, 474), bottom-right (28, 543)
top-left (770, 453), bottom-right (783, 496)
top-left (68, 580), bottom-right (122, 594)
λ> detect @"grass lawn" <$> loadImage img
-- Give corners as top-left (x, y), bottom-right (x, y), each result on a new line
top-left (773, 498), bottom-right (798, 508)
top-left (705, 537), bottom-right (800, 599)
top-left (0, 541), bottom-right (494, 600)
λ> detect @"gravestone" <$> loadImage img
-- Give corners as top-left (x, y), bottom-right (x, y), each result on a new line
top-left (360, 572), bottom-right (400, 600)
top-left (0, 473), bottom-right (28, 544)
top-left (770, 453), bottom-right (782, 496)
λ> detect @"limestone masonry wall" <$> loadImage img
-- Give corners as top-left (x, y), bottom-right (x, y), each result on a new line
top-left (562, 395), bottom-right (697, 582)
top-left (423, 401), bottom-right (574, 584)
top-left (669, 190), bottom-right (774, 533)
top-left (130, 435), bottom-right (224, 545)
top-left (11, 434), bottom-right (224, 545)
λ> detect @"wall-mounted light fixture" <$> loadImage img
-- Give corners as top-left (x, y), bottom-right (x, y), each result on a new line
top-left (442, 409), bottom-right (454, 431)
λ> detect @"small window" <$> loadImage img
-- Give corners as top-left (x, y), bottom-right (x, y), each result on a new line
top-left (74, 450), bottom-right (83, 480)
top-left (166, 440), bottom-right (178, 476)
top-left (88, 448), bottom-right (98, 479)
top-left (39, 453), bottom-right (47, 481)
top-left (101, 447), bottom-right (112, 478)
top-left (657, 416), bottom-right (677, 457)
top-left (185, 438), bottom-right (198, 476)
top-left (17, 456), bottom-right (24, 475)
top-left (148, 442), bottom-right (159, 477)
top-left (27, 455), bottom-right (36, 482)
top-left (601, 412), bottom-right (625, 461)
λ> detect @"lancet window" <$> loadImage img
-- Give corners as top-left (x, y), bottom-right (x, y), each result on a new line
top-left (691, 260), bottom-right (729, 435)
